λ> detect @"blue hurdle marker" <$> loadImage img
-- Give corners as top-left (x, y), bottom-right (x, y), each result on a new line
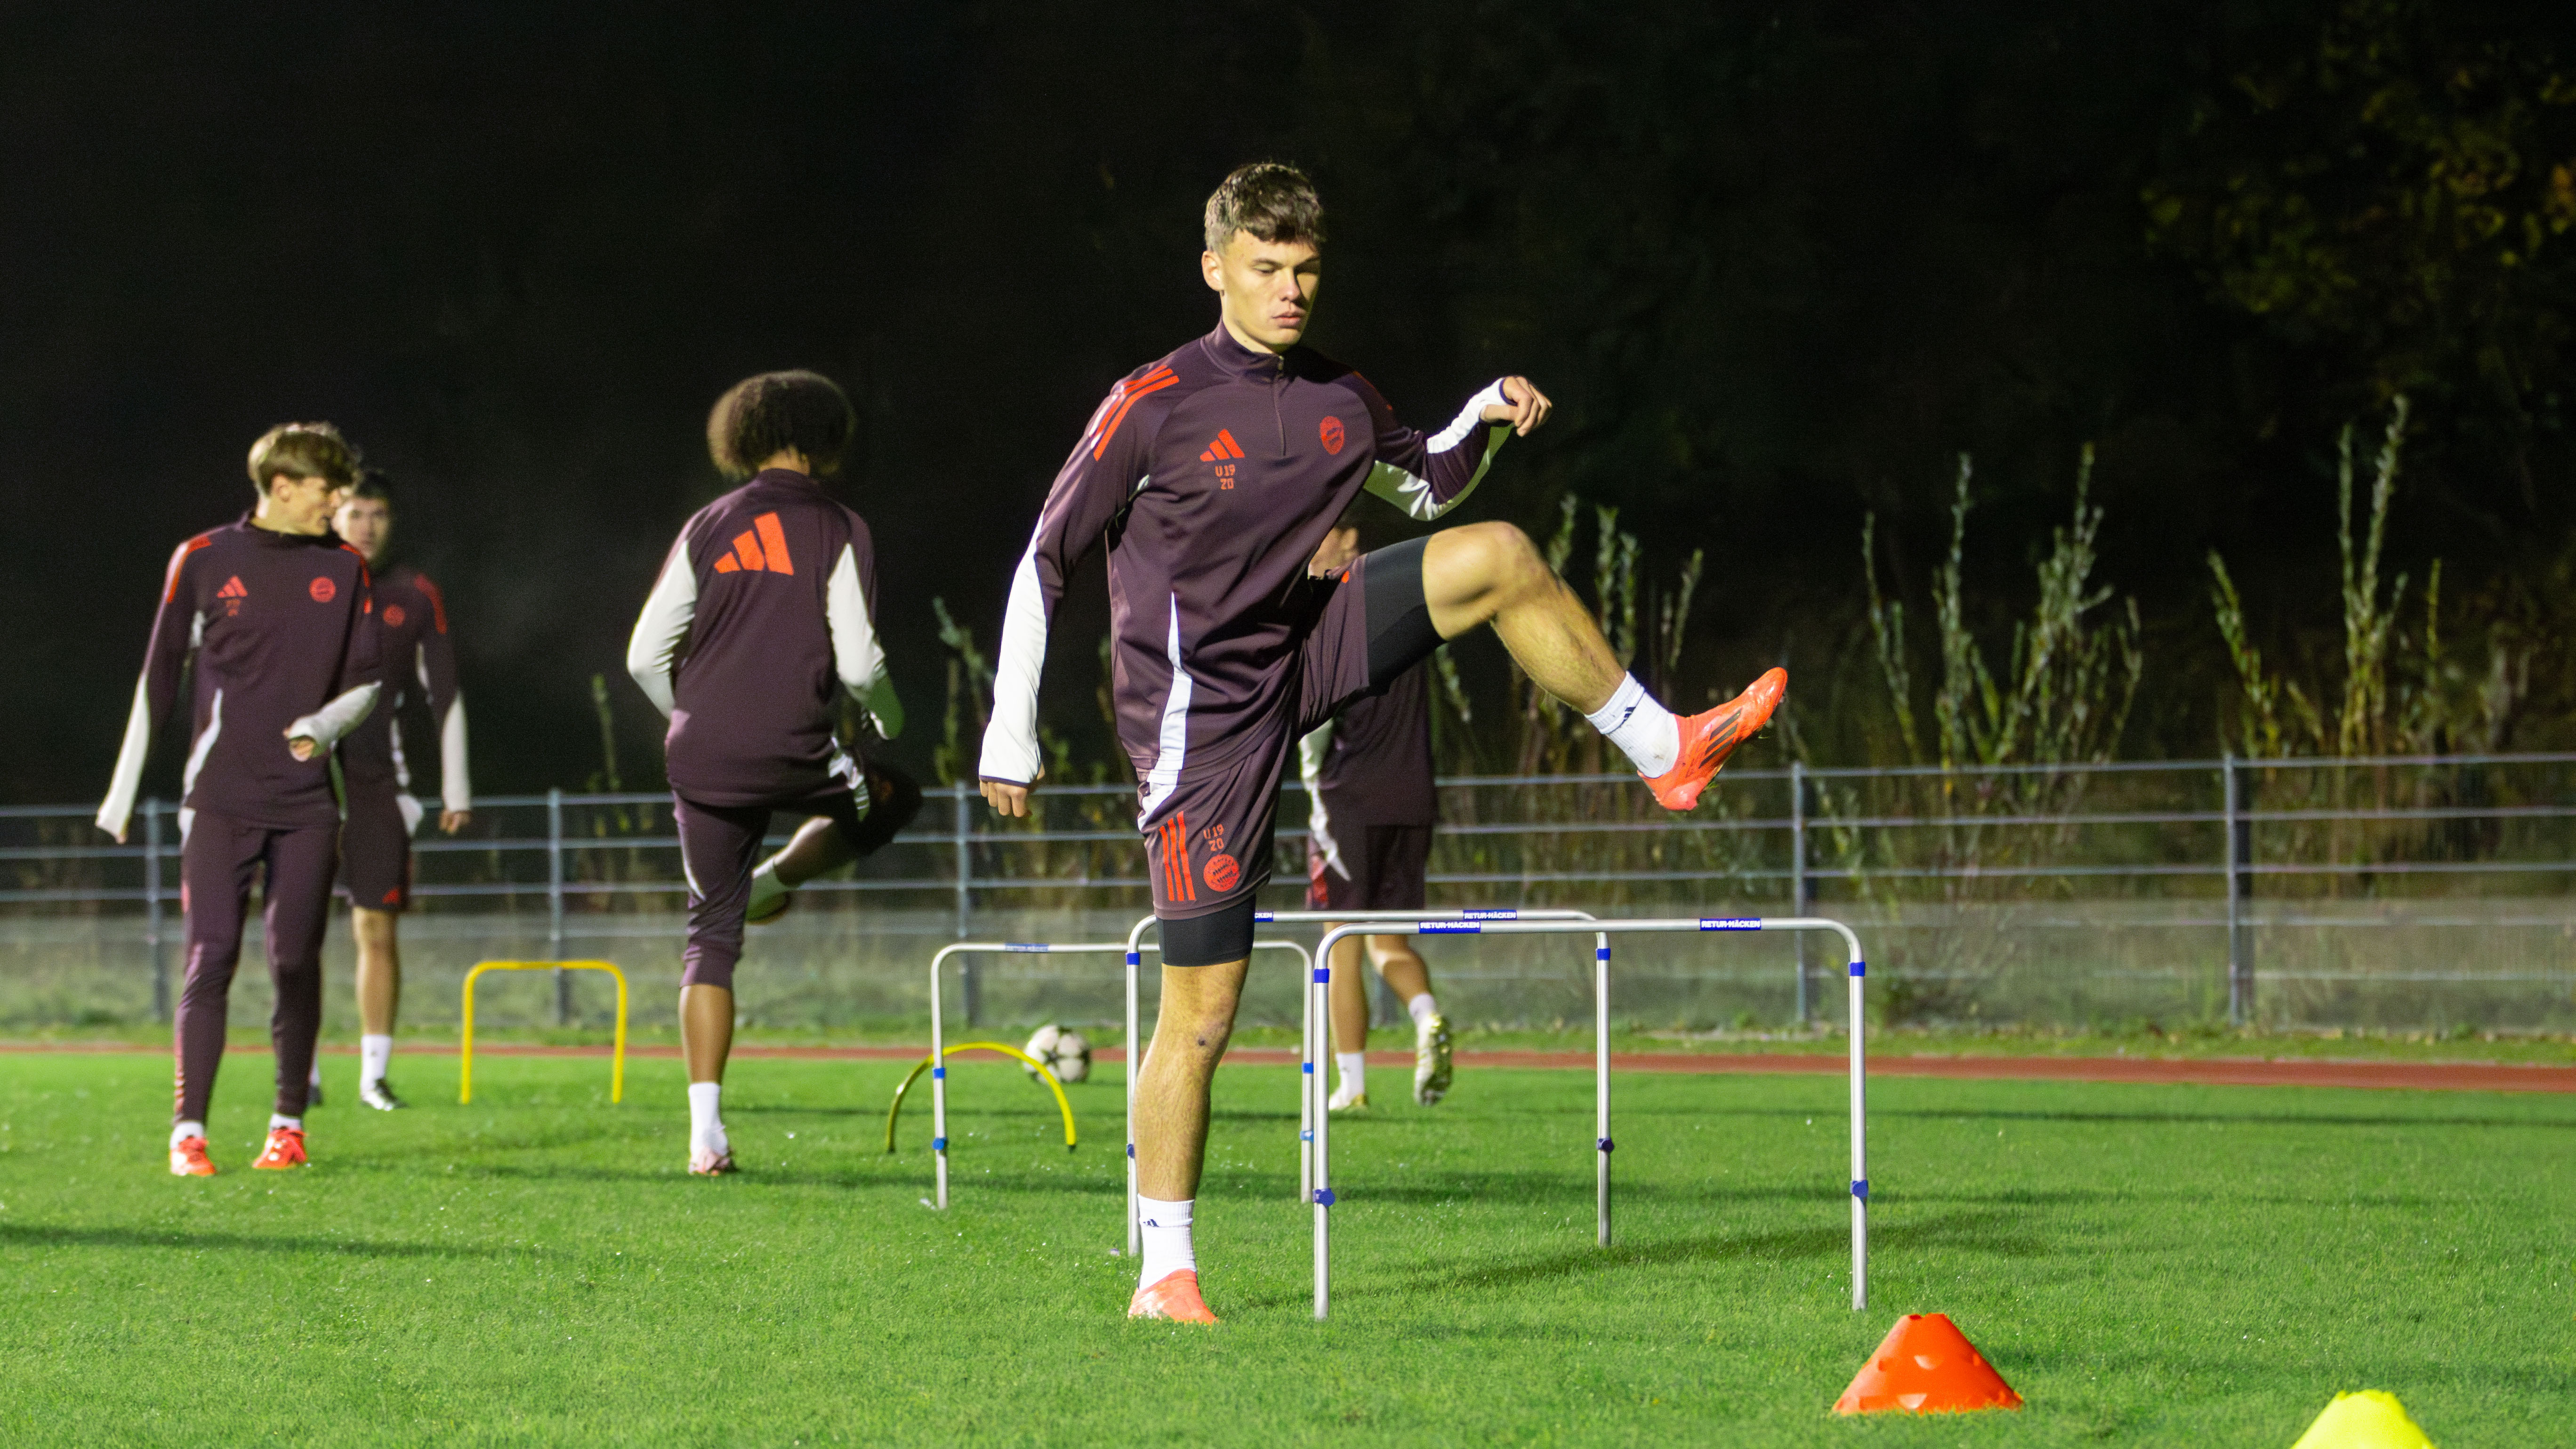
top-left (1305, 916), bottom-right (1869, 1323)
top-left (927, 938), bottom-right (1313, 1217)
top-left (1119, 909), bottom-right (1597, 1260)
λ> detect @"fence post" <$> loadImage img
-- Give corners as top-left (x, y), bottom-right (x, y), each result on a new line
top-left (1790, 761), bottom-right (1810, 1025)
top-left (2222, 756), bottom-right (2251, 1026)
top-left (145, 799), bottom-right (169, 1024)
top-left (952, 785), bottom-right (979, 1026)
top-left (547, 788), bottom-right (568, 1026)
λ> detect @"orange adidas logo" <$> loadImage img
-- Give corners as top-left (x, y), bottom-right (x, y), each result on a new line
top-left (1199, 429), bottom-right (1244, 463)
top-left (712, 513), bottom-right (795, 575)
top-left (217, 577), bottom-right (248, 599)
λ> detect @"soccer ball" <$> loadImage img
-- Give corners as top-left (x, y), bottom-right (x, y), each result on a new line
top-left (1022, 1024), bottom-right (1090, 1085)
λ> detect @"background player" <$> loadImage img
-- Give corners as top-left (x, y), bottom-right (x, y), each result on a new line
top-left (1298, 515), bottom-right (1451, 1112)
top-left (976, 162), bottom-right (1786, 1322)
top-left (326, 471), bottom-right (472, 1111)
top-left (627, 370), bottom-right (906, 1175)
top-left (98, 422), bottom-right (382, 1176)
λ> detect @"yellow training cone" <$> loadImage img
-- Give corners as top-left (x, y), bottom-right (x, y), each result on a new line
top-left (2289, 1391), bottom-right (2435, 1449)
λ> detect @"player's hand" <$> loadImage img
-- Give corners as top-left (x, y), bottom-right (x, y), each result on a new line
top-left (441, 809), bottom-right (473, 835)
top-left (979, 765), bottom-right (1041, 819)
top-left (103, 823), bottom-right (128, 845)
top-left (1480, 376), bottom-right (1553, 436)
top-left (286, 731), bottom-right (320, 762)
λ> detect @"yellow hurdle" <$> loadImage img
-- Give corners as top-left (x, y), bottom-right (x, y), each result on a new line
top-left (459, 960), bottom-right (629, 1104)
top-left (884, 1041), bottom-right (1077, 1155)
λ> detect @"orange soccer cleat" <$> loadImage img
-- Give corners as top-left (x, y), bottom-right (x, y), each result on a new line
top-left (1127, 1270), bottom-right (1220, 1324)
top-left (250, 1126), bottom-right (308, 1170)
top-left (688, 1148), bottom-right (737, 1176)
top-left (169, 1135), bottom-right (216, 1177)
top-left (1642, 667), bottom-right (1786, 812)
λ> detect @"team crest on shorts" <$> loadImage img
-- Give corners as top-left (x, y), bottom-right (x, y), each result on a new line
top-left (1203, 853), bottom-right (1240, 892)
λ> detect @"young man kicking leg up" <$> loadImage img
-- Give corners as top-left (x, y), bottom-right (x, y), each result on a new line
top-left (1297, 516), bottom-right (1451, 1111)
top-left (628, 370), bottom-right (908, 1175)
top-left (99, 423), bottom-right (382, 1175)
top-left (327, 471), bottom-right (474, 1110)
top-left (977, 163), bottom-right (1784, 1321)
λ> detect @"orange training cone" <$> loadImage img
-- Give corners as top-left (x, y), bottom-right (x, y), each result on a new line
top-left (1834, 1312), bottom-right (2024, 1415)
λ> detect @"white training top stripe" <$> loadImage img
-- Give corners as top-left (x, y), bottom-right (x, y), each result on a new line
top-left (96, 670), bottom-right (157, 839)
top-left (287, 682), bottom-right (381, 753)
top-left (825, 542), bottom-right (902, 741)
top-left (980, 541), bottom-right (1051, 783)
top-left (626, 540), bottom-right (697, 720)
top-left (1365, 381), bottom-right (1511, 521)
top-left (1298, 719), bottom-right (1348, 881)
top-left (1139, 594), bottom-right (1195, 823)
top-left (439, 692), bottom-right (472, 813)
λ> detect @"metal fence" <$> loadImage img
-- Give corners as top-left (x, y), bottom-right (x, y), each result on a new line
top-left (7, 752), bottom-right (2575, 1033)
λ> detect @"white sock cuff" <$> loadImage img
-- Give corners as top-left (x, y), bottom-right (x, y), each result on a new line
top-left (1406, 993), bottom-right (1440, 1026)
top-left (1136, 1194), bottom-right (1193, 1228)
top-left (269, 1113), bottom-right (302, 1131)
top-left (1335, 1051), bottom-right (1368, 1080)
top-left (360, 1034), bottom-right (393, 1083)
top-left (1582, 674), bottom-right (1648, 733)
top-left (171, 1121), bottom-right (205, 1148)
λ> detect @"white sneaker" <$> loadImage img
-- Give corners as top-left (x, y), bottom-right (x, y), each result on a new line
top-left (360, 1078), bottom-right (406, 1111)
top-left (1327, 1081), bottom-right (1369, 1112)
top-left (745, 865), bottom-right (790, 926)
top-left (1415, 1014), bottom-right (1454, 1106)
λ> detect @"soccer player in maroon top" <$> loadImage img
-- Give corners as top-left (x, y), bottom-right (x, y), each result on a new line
top-left (978, 164), bottom-right (1787, 1323)
top-left (1296, 519), bottom-right (1453, 1113)
top-left (98, 423), bottom-right (383, 1177)
top-left (328, 472), bottom-right (473, 1111)
top-left (628, 371), bottom-right (907, 1175)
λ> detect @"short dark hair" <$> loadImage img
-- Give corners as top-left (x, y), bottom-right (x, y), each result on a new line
top-left (346, 469), bottom-right (393, 507)
top-left (1203, 162), bottom-right (1326, 254)
top-left (247, 422), bottom-right (360, 491)
top-left (707, 370), bottom-right (857, 481)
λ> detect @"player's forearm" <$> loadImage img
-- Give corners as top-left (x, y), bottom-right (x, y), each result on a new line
top-left (438, 692), bottom-right (472, 812)
top-left (287, 682), bottom-right (380, 751)
top-left (1366, 381), bottom-right (1511, 521)
top-left (978, 545), bottom-right (1054, 784)
top-left (96, 674), bottom-right (158, 838)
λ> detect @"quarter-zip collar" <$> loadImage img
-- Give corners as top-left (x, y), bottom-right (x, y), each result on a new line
top-left (748, 467), bottom-right (827, 494)
top-left (237, 511), bottom-right (340, 548)
top-left (1200, 320), bottom-right (1298, 384)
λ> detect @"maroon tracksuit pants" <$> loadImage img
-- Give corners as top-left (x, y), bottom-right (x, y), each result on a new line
top-left (173, 812), bottom-right (336, 1124)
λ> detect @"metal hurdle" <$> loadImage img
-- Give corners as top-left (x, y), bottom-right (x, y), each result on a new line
top-left (1305, 915), bottom-right (1868, 1321)
top-left (1119, 909), bottom-right (1596, 1259)
top-left (925, 940), bottom-right (1310, 1212)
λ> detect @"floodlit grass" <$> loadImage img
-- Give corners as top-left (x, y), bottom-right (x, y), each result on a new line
top-left (1, 1051), bottom-right (2568, 1445)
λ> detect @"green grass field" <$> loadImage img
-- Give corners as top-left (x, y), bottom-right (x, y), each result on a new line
top-left (2, 1050), bottom-right (2568, 1445)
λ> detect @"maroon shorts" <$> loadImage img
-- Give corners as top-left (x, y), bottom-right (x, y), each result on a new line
top-left (1143, 538), bottom-right (1441, 966)
top-left (675, 760), bottom-right (923, 991)
top-left (1306, 820), bottom-right (1432, 912)
top-left (338, 783), bottom-right (415, 912)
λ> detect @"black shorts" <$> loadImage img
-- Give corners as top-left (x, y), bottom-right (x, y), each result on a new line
top-left (1306, 820), bottom-right (1432, 913)
top-left (338, 783), bottom-right (415, 912)
top-left (1146, 537), bottom-right (1441, 966)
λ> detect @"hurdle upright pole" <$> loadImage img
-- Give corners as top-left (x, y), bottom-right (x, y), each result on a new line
top-left (1596, 932), bottom-right (1612, 1247)
top-left (1847, 931), bottom-right (1868, 1312)
top-left (929, 944), bottom-right (955, 1209)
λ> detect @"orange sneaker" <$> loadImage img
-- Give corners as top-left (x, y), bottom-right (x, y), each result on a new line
top-left (250, 1126), bottom-right (308, 1169)
top-left (169, 1135), bottom-right (216, 1177)
top-left (1642, 667), bottom-right (1786, 812)
top-left (1128, 1269), bottom-right (1220, 1324)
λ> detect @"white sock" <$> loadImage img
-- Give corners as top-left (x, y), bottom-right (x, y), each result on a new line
top-left (1406, 993), bottom-right (1440, 1028)
top-left (1335, 1052), bottom-right (1368, 1097)
top-left (360, 1034), bottom-right (392, 1084)
top-left (269, 1113), bottom-right (302, 1132)
top-left (1136, 1195), bottom-right (1196, 1287)
top-left (1586, 673), bottom-right (1682, 776)
top-left (688, 1081), bottom-right (726, 1155)
top-left (171, 1121), bottom-right (205, 1149)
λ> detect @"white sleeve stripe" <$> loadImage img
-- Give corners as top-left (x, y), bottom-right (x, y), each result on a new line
top-left (1429, 380), bottom-right (1509, 452)
top-left (96, 673), bottom-right (155, 838)
top-left (288, 682), bottom-right (380, 751)
top-left (977, 542), bottom-right (1051, 784)
top-left (440, 692), bottom-right (471, 812)
top-left (625, 543), bottom-right (697, 720)
top-left (825, 544), bottom-right (886, 697)
top-left (1137, 594), bottom-right (1194, 821)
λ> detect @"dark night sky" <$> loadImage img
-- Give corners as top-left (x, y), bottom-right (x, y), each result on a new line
top-left (7, 2), bottom-right (2569, 805)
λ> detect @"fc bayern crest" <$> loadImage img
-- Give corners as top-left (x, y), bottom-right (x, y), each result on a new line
top-left (1320, 415), bottom-right (1345, 455)
top-left (383, 604), bottom-right (407, 628)
top-left (308, 576), bottom-right (336, 603)
top-left (1202, 853), bottom-right (1240, 892)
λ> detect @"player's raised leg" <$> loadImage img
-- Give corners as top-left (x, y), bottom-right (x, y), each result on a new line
top-left (746, 762), bottom-right (924, 925)
top-left (1420, 520), bottom-right (1784, 812)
